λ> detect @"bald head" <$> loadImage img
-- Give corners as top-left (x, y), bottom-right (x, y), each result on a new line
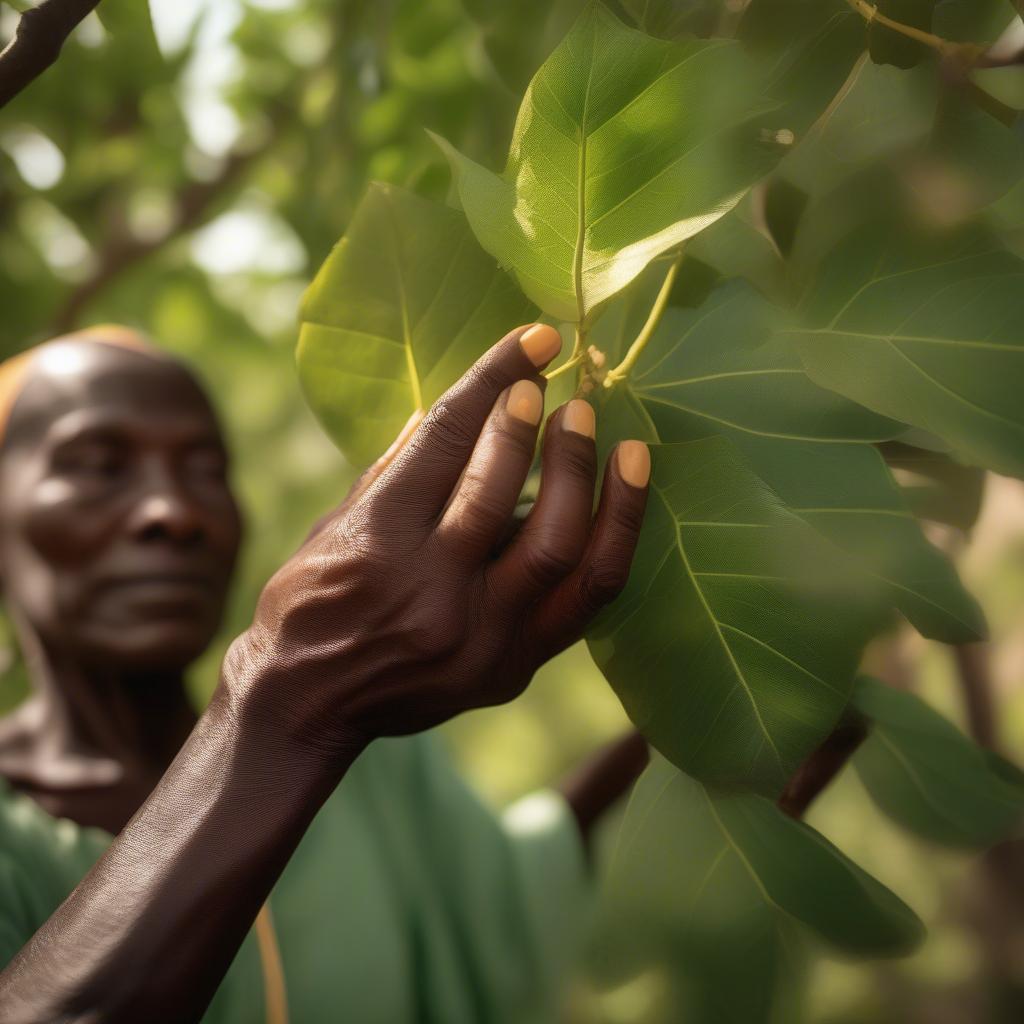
top-left (0, 336), bottom-right (242, 674)
top-left (3, 341), bottom-right (215, 456)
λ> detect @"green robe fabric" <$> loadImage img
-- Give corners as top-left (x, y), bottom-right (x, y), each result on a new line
top-left (0, 734), bottom-right (590, 1022)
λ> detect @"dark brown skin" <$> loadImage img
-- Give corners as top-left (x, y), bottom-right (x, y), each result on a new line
top-left (0, 326), bottom-right (649, 1023)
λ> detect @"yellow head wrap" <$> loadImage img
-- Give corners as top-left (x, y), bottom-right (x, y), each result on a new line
top-left (0, 325), bottom-right (155, 446)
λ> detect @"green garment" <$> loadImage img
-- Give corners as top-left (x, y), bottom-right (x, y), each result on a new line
top-left (0, 734), bottom-right (590, 1022)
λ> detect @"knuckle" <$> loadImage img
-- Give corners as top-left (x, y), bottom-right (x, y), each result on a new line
top-left (556, 441), bottom-right (596, 482)
top-left (458, 468), bottom-right (511, 526)
top-left (467, 360), bottom-right (511, 397)
top-left (581, 556), bottom-right (631, 607)
top-left (609, 494), bottom-right (646, 538)
top-left (421, 401), bottom-right (477, 460)
top-left (519, 535), bottom-right (580, 588)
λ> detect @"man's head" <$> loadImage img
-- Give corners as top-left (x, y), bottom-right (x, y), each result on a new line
top-left (0, 329), bottom-right (242, 674)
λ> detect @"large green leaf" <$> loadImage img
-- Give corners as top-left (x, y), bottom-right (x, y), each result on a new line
top-left (785, 219), bottom-right (1024, 479)
top-left (435, 2), bottom-right (781, 323)
top-left (297, 183), bottom-right (535, 466)
top-left (778, 59), bottom-right (935, 198)
top-left (852, 677), bottom-right (1024, 848)
top-left (587, 435), bottom-right (882, 796)
top-left (738, 0), bottom-right (867, 137)
top-left (602, 280), bottom-right (985, 643)
top-left (604, 755), bottom-right (924, 960)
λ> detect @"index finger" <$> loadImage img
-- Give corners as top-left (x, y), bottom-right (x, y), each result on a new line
top-left (377, 323), bottom-right (562, 519)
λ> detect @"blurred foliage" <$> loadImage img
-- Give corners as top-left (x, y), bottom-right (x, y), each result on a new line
top-left (2, 2), bottom-right (1024, 1023)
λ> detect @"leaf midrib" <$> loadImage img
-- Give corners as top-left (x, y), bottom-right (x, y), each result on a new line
top-left (652, 480), bottom-right (784, 777)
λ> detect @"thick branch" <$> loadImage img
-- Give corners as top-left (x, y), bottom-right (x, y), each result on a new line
top-left (777, 716), bottom-right (868, 819)
top-left (0, 0), bottom-right (102, 109)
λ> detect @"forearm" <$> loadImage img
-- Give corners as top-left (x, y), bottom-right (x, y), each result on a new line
top-left (558, 730), bottom-right (649, 847)
top-left (0, 686), bottom-right (362, 1024)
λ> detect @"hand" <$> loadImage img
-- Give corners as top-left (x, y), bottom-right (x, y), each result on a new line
top-left (222, 324), bottom-right (650, 758)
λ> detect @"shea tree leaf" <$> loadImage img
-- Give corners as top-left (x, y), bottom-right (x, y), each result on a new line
top-left (587, 435), bottom-right (882, 796)
top-left (434, 2), bottom-right (781, 323)
top-left (852, 677), bottom-right (1024, 848)
top-left (297, 182), bottom-right (535, 466)
top-left (784, 219), bottom-right (1024, 479)
top-left (601, 281), bottom-right (985, 643)
top-left (604, 754), bottom-right (924, 959)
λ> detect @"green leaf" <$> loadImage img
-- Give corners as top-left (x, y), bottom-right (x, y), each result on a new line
top-left (738, 0), bottom-right (867, 137)
top-left (607, 281), bottom-right (985, 643)
top-left (297, 183), bottom-right (535, 466)
top-left (784, 218), bottom-right (1024, 479)
top-left (852, 677), bottom-right (1024, 847)
top-left (435, 3), bottom-right (781, 323)
top-left (606, 755), bottom-right (924, 958)
top-left (778, 59), bottom-right (935, 198)
top-left (685, 191), bottom-right (788, 300)
top-left (621, 0), bottom-right (723, 38)
top-left (879, 442), bottom-right (986, 531)
top-left (933, 0), bottom-right (1018, 45)
top-left (587, 435), bottom-right (882, 796)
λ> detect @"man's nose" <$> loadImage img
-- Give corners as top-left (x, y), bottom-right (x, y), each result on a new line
top-left (129, 465), bottom-right (205, 544)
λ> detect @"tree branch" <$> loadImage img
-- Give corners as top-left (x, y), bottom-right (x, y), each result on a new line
top-left (0, 0), bottom-right (102, 109)
top-left (777, 716), bottom-right (868, 819)
top-left (50, 136), bottom-right (274, 333)
top-left (952, 643), bottom-right (997, 750)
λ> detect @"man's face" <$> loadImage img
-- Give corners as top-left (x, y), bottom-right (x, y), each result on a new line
top-left (0, 342), bottom-right (242, 672)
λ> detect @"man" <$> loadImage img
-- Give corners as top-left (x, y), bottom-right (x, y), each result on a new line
top-left (0, 322), bottom-right (649, 1023)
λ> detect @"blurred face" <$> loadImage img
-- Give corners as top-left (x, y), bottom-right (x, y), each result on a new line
top-left (0, 342), bottom-right (242, 673)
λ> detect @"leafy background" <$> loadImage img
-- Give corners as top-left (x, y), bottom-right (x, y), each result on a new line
top-left (2, 1), bottom-right (1024, 1021)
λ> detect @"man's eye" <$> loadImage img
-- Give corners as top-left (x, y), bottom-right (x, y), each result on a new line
top-left (55, 447), bottom-right (126, 478)
top-left (184, 449), bottom-right (228, 481)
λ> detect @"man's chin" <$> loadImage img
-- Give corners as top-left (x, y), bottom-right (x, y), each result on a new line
top-left (77, 619), bottom-right (217, 673)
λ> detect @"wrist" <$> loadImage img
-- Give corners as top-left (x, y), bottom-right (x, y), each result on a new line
top-left (214, 634), bottom-right (370, 789)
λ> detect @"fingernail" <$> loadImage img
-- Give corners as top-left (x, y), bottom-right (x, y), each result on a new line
top-left (507, 380), bottom-right (544, 425)
top-left (561, 399), bottom-right (595, 439)
top-left (519, 324), bottom-right (562, 367)
top-left (617, 441), bottom-right (650, 487)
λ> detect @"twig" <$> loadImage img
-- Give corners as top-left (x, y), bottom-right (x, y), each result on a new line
top-left (603, 251), bottom-right (682, 389)
top-left (844, 0), bottom-right (963, 57)
top-left (952, 643), bottom-right (997, 751)
top-left (777, 716), bottom-right (868, 819)
top-left (0, 0), bottom-right (102, 109)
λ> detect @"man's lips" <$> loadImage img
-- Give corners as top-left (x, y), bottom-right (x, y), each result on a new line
top-left (95, 571), bottom-right (216, 596)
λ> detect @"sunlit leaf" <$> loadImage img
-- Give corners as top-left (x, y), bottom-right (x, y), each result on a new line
top-left (587, 435), bottom-right (882, 796)
top-left (853, 676), bottom-right (1024, 847)
top-left (297, 183), bottom-right (535, 466)
top-left (604, 755), bottom-right (924, 959)
top-left (435, 2), bottom-right (781, 323)
top-left (784, 218), bottom-right (1024, 479)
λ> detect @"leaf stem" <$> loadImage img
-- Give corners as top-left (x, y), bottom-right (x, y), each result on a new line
top-left (844, 0), bottom-right (960, 57)
top-left (544, 351), bottom-right (586, 380)
top-left (603, 253), bottom-right (682, 389)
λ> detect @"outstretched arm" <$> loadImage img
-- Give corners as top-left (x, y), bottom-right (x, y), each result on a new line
top-left (0, 324), bottom-right (649, 1024)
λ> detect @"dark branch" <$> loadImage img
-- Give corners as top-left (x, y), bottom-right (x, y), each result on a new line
top-left (952, 643), bottom-right (998, 750)
top-left (50, 139), bottom-right (270, 333)
top-left (777, 716), bottom-right (868, 820)
top-left (0, 0), bottom-right (102, 109)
